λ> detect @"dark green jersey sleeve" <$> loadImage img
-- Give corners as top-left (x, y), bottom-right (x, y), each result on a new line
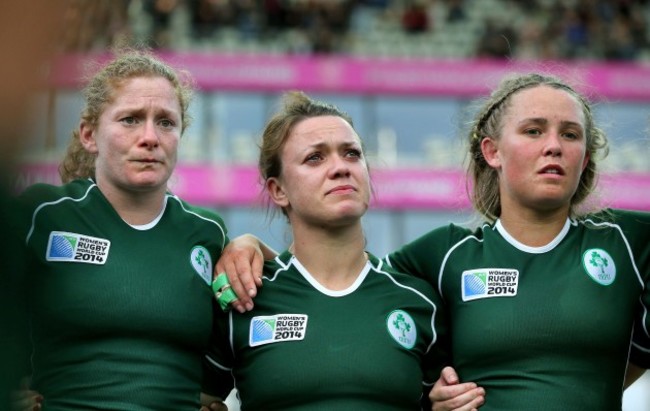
top-left (202, 306), bottom-right (235, 400)
top-left (609, 209), bottom-right (650, 368)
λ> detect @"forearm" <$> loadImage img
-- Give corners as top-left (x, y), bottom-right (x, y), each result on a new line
top-left (624, 363), bottom-right (646, 390)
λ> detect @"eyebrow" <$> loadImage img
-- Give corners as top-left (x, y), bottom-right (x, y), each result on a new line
top-left (518, 117), bottom-right (583, 129)
top-left (304, 140), bottom-right (360, 150)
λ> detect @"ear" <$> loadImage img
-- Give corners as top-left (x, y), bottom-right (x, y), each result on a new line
top-left (266, 177), bottom-right (289, 208)
top-left (79, 120), bottom-right (98, 153)
top-left (481, 137), bottom-right (501, 169)
top-left (581, 151), bottom-right (590, 172)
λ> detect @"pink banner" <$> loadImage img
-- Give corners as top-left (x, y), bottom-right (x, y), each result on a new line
top-left (49, 53), bottom-right (650, 100)
top-left (14, 164), bottom-right (650, 211)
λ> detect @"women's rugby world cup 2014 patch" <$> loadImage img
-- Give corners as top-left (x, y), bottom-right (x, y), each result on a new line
top-left (249, 314), bottom-right (308, 347)
top-left (461, 268), bottom-right (519, 302)
top-left (46, 231), bottom-right (110, 265)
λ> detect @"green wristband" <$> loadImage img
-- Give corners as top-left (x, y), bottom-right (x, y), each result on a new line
top-left (212, 273), bottom-right (238, 312)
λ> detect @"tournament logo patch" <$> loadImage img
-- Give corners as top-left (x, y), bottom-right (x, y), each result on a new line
top-left (190, 246), bottom-right (213, 285)
top-left (582, 248), bottom-right (616, 286)
top-left (46, 231), bottom-right (110, 264)
top-left (461, 268), bottom-right (519, 301)
top-left (387, 310), bottom-right (416, 349)
top-left (249, 314), bottom-right (308, 347)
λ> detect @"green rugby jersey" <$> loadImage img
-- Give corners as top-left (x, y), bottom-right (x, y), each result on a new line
top-left (203, 251), bottom-right (448, 410)
top-left (14, 179), bottom-right (228, 411)
top-left (386, 208), bottom-right (650, 410)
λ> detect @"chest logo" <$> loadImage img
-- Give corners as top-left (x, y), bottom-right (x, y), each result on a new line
top-left (461, 268), bottom-right (519, 302)
top-left (190, 246), bottom-right (213, 285)
top-left (387, 310), bottom-right (416, 349)
top-left (582, 248), bottom-right (616, 286)
top-left (46, 231), bottom-right (110, 265)
top-left (249, 314), bottom-right (308, 347)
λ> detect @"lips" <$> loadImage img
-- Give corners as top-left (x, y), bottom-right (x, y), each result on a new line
top-left (539, 164), bottom-right (564, 175)
top-left (327, 185), bottom-right (356, 195)
top-left (133, 158), bottom-right (162, 164)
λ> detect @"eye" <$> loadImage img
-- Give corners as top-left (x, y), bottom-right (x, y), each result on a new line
top-left (523, 128), bottom-right (542, 136)
top-left (345, 148), bottom-right (362, 159)
top-left (159, 119), bottom-right (176, 129)
top-left (562, 130), bottom-right (580, 140)
top-left (305, 152), bottom-right (323, 163)
top-left (120, 116), bottom-right (138, 125)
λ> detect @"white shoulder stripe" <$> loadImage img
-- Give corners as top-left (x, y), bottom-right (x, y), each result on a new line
top-left (439, 234), bottom-right (483, 301)
top-left (375, 267), bottom-right (439, 351)
top-left (26, 183), bottom-right (97, 245)
top-left (263, 256), bottom-right (292, 282)
top-left (204, 353), bottom-right (232, 372)
top-left (581, 218), bottom-right (644, 288)
top-left (168, 194), bottom-right (228, 251)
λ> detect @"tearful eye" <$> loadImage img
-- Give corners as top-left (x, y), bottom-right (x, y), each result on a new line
top-left (524, 128), bottom-right (542, 136)
top-left (346, 149), bottom-right (362, 159)
top-left (306, 153), bottom-right (323, 163)
top-left (159, 119), bottom-right (175, 128)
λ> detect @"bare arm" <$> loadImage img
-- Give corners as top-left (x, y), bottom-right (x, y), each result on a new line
top-left (624, 363), bottom-right (646, 390)
top-left (430, 367), bottom-right (485, 411)
top-left (199, 393), bottom-right (228, 411)
top-left (214, 234), bottom-right (278, 312)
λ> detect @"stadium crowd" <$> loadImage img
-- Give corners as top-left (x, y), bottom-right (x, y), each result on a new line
top-left (58, 0), bottom-right (650, 61)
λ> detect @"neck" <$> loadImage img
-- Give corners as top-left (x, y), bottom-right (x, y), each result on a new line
top-left (96, 179), bottom-right (167, 226)
top-left (290, 221), bottom-right (367, 291)
top-left (498, 205), bottom-right (569, 247)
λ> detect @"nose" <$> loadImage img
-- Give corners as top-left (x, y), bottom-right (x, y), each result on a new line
top-left (139, 119), bottom-right (160, 148)
top-left (543, 132), bottom-right (562, 157)
top-left (328, 154), bottom-right (351, 178)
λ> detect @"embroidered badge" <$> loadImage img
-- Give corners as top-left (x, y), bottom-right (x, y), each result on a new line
top-left (190, 246), bottom-right (213, 285)
top-left (249, 314), bottom-right (308, 347)
top-left (582, 248), bottom-right (616, 286)
top-left (46, 231), bottom-right (110, 265)
top-left (387, 310), bottom-right (416, 349)
top-left (461, 268), bottom-right (519, 301)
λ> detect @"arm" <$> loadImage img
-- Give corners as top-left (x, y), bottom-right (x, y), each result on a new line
top-left (624, 363), bottom-right (646, 390)
top-left (430, 367), bottom-right (485, 411)
top-left (199, 393), bottom-right (228, 411)
top-left (11, 380), bottom-right (43, 411)
top-left (214, 234), bottom-right (278, 312)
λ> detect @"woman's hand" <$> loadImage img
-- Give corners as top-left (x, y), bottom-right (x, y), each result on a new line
top-left (11, 380), bottom-right (43, 411)
top-left (214, 234), bottom-right (274, 312)
top-left (430, 367), bottom-right (485, 411)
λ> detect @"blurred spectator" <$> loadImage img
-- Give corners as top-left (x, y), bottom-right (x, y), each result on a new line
top-left (603, 14), bottom-right (638, 60)
top-left (476, 19), bottom-right (517, 59)
top-left (144, 0), bottom-right (179, 48)
top-left (561, 7), bottom-right (590, 59)
top-left (61, 0), bottom-right (131, 51)
top-left (188, 0), bottom-right (235, 40)
top-left (401, 0), bottom-right (430, 34)
top-left (446, 0), bottom-right (466, 23)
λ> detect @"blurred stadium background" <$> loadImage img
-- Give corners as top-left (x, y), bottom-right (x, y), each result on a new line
top-left (14, 1), bottom-right (650, 408)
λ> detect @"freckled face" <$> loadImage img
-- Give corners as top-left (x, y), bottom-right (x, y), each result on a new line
top-left (482, 85), bottom-right (589, 214)
top-left (80, 76), bottom-right (182, 198)
top-left (268, 115), bottom-right (370, 228)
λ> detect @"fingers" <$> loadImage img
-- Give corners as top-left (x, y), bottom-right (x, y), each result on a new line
top-left (430, 382), bottom-right (485, 411)
top-left (208, 401), bottom-right (228, 411)
top-left (11, 390), bottom-right (43, 411)
top-left (215, 236), bottom-right (264, 313)
top-left (441, 366), bottom-right (459, 385)
top-left (251, 251), bottom-right (264, 288)
top-left (432, 388), bottom-right (485, 411)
